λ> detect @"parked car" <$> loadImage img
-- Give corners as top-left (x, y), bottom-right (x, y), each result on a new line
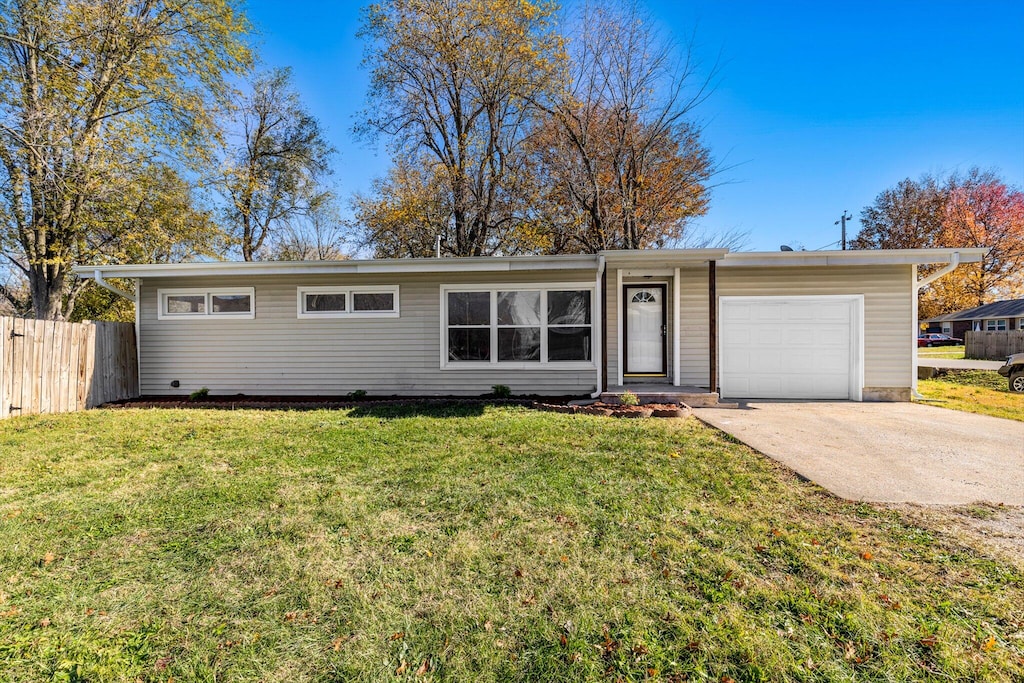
top-left (917, 333), bottom-right (963, 347)
top-left (998, 353), bottom-right (1024, 393)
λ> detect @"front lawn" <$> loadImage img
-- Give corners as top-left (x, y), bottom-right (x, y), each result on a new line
top-left (1, 406), bottom-right (1022, 681)
top-left (918, 370), bottom-right (1024, 422)
top-left (916, 344), bottom-right (965, 360)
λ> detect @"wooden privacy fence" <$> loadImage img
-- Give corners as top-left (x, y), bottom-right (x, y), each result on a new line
top-left (965, 330), bottom-right (1024, 361)
top-left (0, 317), bottom-right (139, 419)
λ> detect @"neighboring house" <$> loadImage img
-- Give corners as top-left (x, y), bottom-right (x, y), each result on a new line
top-left (923, 299), bottom-right (1024, 338)
top-left (76, 248), bottom-right (984, 403)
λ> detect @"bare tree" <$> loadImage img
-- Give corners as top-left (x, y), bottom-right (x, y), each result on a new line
top-left (222, 68), bottom-right (334, 260)
top-left (356, 0), bottom-right (563, 256)
top-left (530, 0), bottom-right (718, 251)
top-left (269, 196), bottom-right (349, 261)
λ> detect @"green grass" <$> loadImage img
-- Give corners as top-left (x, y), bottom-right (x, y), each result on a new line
top-left (1, 406), bottom-right (1022, 682)
top-left (918, 370), bottom-right (1024, 422)
top-left (916, 344), bottom-right (965, 360)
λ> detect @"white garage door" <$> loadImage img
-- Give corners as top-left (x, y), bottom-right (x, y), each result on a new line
top-left (719, 296), bottom-right (863, 400)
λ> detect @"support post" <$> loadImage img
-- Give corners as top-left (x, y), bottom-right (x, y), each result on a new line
top-left (673, 267), bottom-right (680, 386)
top-left (709, 260), bottom-right (717, 393)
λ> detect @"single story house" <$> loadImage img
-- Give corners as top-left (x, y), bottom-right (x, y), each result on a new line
top-left (76, 247), bottom-right (985, 403)
top-left (923, 299), bottom-right (1024, 338)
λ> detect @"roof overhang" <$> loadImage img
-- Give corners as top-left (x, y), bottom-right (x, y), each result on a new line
top-left (73, 254), bottom-right (601, 279)
top-left (718, 248), bottom-right (988, 267)
top-left (601, 248), bottom-right (728, 269)
top-left (73, 247), bottom-right (988, 280)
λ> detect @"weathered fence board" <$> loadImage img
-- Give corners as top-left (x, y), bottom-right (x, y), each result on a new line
top-left (965, 330), bottom-right (1024, 360)
top-left (0, 316), bottom-right (138, 419)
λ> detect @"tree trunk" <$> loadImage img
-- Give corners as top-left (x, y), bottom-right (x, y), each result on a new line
top-left (29, 265), bottom-right (65, 320)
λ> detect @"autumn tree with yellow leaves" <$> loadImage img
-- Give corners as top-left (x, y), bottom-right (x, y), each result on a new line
top-left (0, 0), bottom-right (251, 319)
top-left (852, 168), bottom-right (1024, 318)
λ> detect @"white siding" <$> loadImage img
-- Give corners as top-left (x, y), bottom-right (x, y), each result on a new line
top-left (139, 270), bottom-right (597, 397)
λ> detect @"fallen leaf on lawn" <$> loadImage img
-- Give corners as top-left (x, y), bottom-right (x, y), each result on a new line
top-left (483, 620), bottom-right (493, 632)
top-left (770, 528), bottom-right (782, 537)
top-left (982, 635), bottom-right (997, 651)
top-left (721, 677), bottom-right (736, 683)
top-left (521, 595), bottom-right (536, 606)
top-left (1, 608), bottom-right (20, 618)
top-left (331, 636), bottom-right (348, 651)
top-left (919, 635), bottom-right (938, 648)
top-left (38, 618), bottom-right (50, 627)
top-left (560, 555), bottom-right (568, 563)
top-left (811, 538), bottom-right (821, 546)
top-left (513, 568), bottom-right (524, 578)
top-left (415, 658), bottom-right (429, 676)
top-left (647, 668), bottom-right (658, 677)
top-left (668, 452), bottom-right (680, 459)
top-left (42, 552), bottom-right (55, 566)
top-left (155, 657), bottom-right (172, 671)
top-left (395, 660), bottom-right (407, 675)
top-left (568, 652), bottom-right (581, 663)
top-left (284, 611), bottom-right (298, 622)
top-left (860, 551), bottom-right (873, 561)
top-left (3, 510), bottom-right (21, 519)
top-left (661, 568), bottom-right (670, 578)
top-left (390, 632), bottom-right (405, 641)
top-left (559, 634), bottom-right (567, 647)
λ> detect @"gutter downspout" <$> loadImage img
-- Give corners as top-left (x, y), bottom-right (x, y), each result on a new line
top-left (590, 253), bottom-right (607, 399)
top-left (912, 252), bottom-right (961, 398)
top-left (91, 269), bottom-right (137, 303)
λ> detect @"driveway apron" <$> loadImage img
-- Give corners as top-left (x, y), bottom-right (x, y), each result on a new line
top-left (695, 401), bottom-right (1024, 505)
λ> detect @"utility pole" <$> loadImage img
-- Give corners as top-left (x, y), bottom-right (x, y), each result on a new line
top-left (835, 210), bottom-right (853, 250)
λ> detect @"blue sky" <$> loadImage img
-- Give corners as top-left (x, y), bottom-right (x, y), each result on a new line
top-left (242, 0), bottom-right (1024, 252)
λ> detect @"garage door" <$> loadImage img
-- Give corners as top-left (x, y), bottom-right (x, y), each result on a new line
top-left (719, 296), bottom-right (863, 400)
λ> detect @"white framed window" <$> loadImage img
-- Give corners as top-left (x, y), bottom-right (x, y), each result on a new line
top-left (985, 319), bottom-right (1008, 331)
top-left (440, 283), bottom-right (595, 369)
top-left (158, 288), bottom-right (254, 320)
top-left (296, 285), bottom-right (399, 319)
top-left (941, 323), bottom-right (952, 334)
top-left (1018, 318), bottom-right (1024, 331)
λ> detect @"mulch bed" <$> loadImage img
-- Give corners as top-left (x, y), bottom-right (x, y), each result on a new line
top-left (533, 401), bottom-right (691, 419)
top-left (103, 396), bottom-right (691, 419)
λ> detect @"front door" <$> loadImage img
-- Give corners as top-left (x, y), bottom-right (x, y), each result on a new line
top-left (624, 285), bottom-right (666, 375)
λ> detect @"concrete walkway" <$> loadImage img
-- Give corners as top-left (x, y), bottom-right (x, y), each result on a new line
top-left (917, 357), bottom-right (1005, 370)
top-left (695, 401), bottom-right (1024, 505)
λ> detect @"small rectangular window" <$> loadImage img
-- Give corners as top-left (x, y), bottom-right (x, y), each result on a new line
top-left (159, 288), bottom-right (254, 320)
top-left (306, 293), bottom-right (346, 313)
top-left (353, 292), bottom-right (394, 312)
top-left (986, 319), bottom-right (1007, 331)
top-left (166, 295), bottom-right (205, 315)
top-left (297, 286), bottom-right (399, 318)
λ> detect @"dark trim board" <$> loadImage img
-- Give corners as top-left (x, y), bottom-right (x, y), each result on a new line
top-left (622, 284), bottom-right (668, 376)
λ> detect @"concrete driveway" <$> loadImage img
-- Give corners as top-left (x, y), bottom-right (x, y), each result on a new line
top-left (695, 402), bottom-right (1024, 505)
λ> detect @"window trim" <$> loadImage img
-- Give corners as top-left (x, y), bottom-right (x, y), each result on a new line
top-left (296, 285), bottom-right (400, 319)
top-left (985, 318), bottom-right (1008, 331)
top-left (158, 287), bottom-right (255, 320)
top-left (439, 282), bottom-right (596, 370)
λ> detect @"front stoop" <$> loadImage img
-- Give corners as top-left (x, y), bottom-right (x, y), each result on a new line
top-left (602, 385), bottom-right (719, 407)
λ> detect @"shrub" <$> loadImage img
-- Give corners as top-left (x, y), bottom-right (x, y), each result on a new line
top-left (347, 389), bottom-right (368, 400)
top-left (189, 387), bottom-right (209, 402)
top-left (491, 384), bottom-right (512, 399)
top-left (619, 390), bottom-right (639, 406)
